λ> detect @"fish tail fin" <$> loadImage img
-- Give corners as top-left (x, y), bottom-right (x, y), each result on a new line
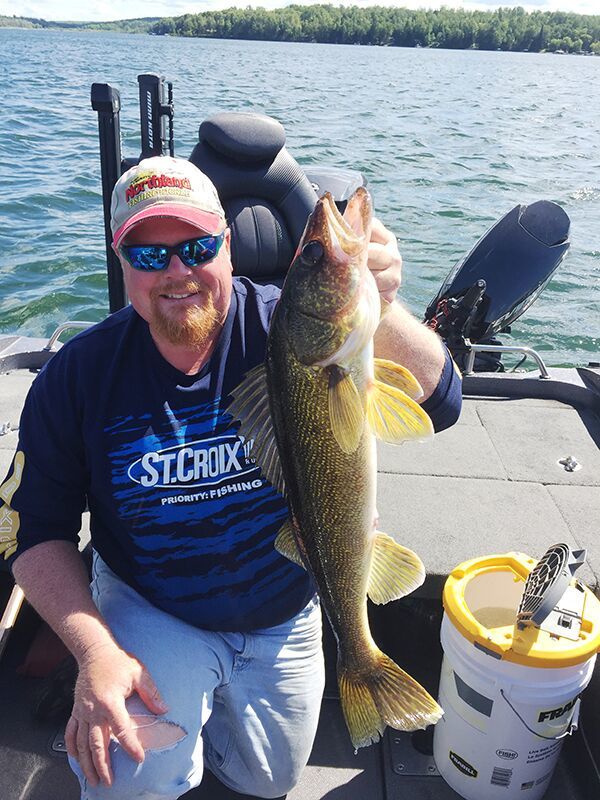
top-left (338, 651), bottom-right (443, 749)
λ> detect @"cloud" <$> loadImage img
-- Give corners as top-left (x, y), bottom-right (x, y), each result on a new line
top-left (460, 0), bottom-right (600, 10)
top-left (1, 0), bottom-right (198, 21)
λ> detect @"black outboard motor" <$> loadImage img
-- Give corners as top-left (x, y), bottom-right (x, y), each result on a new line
top-left (424, 201), bottom-right (570, 372)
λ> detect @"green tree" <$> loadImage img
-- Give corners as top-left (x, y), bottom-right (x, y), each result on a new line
top-left (145, 5), bottom-right (600, 55)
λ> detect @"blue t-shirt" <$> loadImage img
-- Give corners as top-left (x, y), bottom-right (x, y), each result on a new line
top-left (2, 278), bottom-right (461, 631)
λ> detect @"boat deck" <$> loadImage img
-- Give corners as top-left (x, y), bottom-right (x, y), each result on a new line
top-left (1, 357), bottom-right (599, 800)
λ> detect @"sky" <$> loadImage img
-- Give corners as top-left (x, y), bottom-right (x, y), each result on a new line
top-left (2, 0), bottom-right (599, 23)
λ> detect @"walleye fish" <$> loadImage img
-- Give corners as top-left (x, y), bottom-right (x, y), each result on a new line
top-left (228, 189), bottom-right (443, 748)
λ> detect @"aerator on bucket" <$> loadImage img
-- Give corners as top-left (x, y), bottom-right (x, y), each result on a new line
top-left (433, 544), bottom-right (600, 800)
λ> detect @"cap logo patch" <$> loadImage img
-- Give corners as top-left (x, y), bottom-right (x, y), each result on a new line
top-left (125, 173), bottom-right (193, 206)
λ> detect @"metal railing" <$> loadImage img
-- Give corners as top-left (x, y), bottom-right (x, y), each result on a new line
top-left (44, 322), bottom-right (94, 352)
top-left (463, 339), bottom-right (550, 379)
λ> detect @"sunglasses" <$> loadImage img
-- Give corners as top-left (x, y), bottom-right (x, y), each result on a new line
top-left (120, 230), bottom-right (226, 272)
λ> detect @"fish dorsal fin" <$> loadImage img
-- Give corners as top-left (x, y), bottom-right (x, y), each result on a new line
top-left (226, 364), bottom-right (285, 496)
top-left (274, 518), bottom-right (307, 569)
top-left (367, 381), bottom-right (433, 444)
top-left (367, 532), bottom-right (425, 604)
top-left (328, 365), bottom-right (364, 454)
top-left (373, 358), bottom-right (424, 401)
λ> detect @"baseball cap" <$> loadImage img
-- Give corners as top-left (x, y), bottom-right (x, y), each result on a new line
top-left (111, 156), bottom-right (226, 247)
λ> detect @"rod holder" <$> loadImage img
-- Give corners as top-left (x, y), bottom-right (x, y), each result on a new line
top-left (91, 82), bottom-right (127, 312)
top-left (138, 73), bottom-right (174, 159)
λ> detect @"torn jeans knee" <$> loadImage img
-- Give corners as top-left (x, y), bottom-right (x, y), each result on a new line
top-left (129, 714), bottom-right (187, 752)
top-left (72, 714), bottom-right (193, 800)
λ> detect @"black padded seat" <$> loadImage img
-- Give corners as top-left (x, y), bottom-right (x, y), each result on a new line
top-left (189, 112), bottom-right (318, 285)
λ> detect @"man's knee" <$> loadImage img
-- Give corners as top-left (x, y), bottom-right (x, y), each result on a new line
top-left (74, 716), bottom-right (195, 800)
top-left (242, 758), bottom-right (301, 799)
top-left (209, 755), bottom-right (297, 799)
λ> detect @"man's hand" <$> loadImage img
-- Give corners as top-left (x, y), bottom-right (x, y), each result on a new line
top-left (65, 642), bottom-right (168, 788)
top-left (367, 217), bottom-right (402, 305)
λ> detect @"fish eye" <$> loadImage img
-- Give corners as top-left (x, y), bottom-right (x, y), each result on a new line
top-left (301, 240), bottom-right (324, 265)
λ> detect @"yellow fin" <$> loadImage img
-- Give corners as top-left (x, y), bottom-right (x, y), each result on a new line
top-left (328, 366), bottom-right (364, 454)
top-left (338, 650), bottom-right (443, 749)
top-left (373, 359), bottom-right (424, 401)
top-left (367, 381), bottom-right (433, 444)
top-left (274, 519), bottom-right (306, 569)
top-left (338, 668), bottom-right (384, 749)
top-left (226, 365), bottom-right (285, 495)
top-left (367, 532), bottom-right (425, 604)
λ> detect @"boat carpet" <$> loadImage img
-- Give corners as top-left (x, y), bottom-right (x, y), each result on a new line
top-left (0, 585), bottom-right (597, 800)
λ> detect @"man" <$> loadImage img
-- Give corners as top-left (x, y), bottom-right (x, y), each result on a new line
top-left (1, 157), bottom-right (461, 799)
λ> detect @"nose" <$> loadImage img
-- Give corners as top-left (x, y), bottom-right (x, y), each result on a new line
top-left (165, 253), bottom-right (194, 277)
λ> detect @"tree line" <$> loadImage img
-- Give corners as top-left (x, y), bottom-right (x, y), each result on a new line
top-left (0, 15), bottom-right (159, 33)
top-left (3, 6), bottom-right (600, 54)
top-left (150, 5), bottom-right (600, 54)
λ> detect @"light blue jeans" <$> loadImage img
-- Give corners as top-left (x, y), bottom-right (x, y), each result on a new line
top-left (69, 555), bottom-right (325, 799)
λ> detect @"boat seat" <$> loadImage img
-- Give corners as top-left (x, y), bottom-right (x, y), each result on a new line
top-left (188, 112), bottom-right (318, 285)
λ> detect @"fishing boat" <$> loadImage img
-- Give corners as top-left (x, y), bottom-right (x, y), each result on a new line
top-left (0, 74), bottom-right (598, 800)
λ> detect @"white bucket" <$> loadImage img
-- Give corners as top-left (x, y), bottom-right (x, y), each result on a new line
top-left (432, 553), bottom-right (600, 800)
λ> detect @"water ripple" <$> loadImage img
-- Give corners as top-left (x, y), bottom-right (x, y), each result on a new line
top-left (0, 30), bottom-right (598, 366)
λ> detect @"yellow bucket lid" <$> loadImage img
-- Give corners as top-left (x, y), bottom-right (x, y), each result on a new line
top-left (443, 552), bottom-right (600, 668)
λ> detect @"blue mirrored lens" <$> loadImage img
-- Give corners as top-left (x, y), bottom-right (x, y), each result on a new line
top-left (126, 246), bottom-right (169, 271)
top-left (180, 237), bottom-right (218, 267)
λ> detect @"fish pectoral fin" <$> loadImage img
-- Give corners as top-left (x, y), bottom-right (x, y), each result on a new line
top-left (367, 381), bottom-right (433, 444)
top-left (226, 363), bottom-right (285, 496)
top-left (328, 365), bottom-right (364, 454)
top-left (274, 519), bottom-right (306, 569)
top-left (373, 358), bottom-right (424, 401)
top-left (367, 532), bottom-right (425, 604)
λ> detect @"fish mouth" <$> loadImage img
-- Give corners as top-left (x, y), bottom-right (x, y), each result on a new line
top-left (280, 187), bottom-right (375, 333)
top-left (302, 188), bottom-right (372, 264)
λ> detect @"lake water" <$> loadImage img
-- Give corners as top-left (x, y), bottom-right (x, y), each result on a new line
top-left (0, 28), bottom-right (598, 367)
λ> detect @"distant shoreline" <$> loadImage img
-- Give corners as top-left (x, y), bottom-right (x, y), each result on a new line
top-left (3, 6), bottom-right (600, 55)
top-left (3, 27), bottom-right (599, 57)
